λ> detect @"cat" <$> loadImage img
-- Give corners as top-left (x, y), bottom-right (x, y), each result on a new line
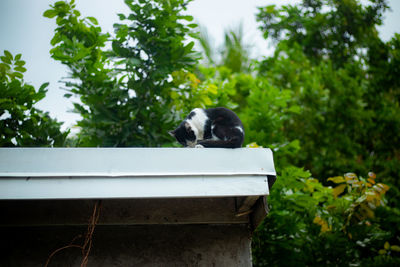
top-left (169, 107), bottom-right (244, 148)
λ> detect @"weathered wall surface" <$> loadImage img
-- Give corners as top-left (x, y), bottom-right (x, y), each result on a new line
top-left (0, 224), bottom-right (252, 267)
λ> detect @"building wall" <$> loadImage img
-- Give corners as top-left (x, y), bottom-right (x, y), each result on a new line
top-left (1, 224), bottom-right (252, 266)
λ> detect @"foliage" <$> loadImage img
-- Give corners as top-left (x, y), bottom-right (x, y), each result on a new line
top-left (257, 0), bottom-right (389, 68)
top-left (219, 24), bottom-right (252, 73)
top-left (3, 0), bottom-right (391, 265)
top-left (44, 0), bottom-right (199, 146)
top-left (252, 167), bottom-right (399, 266)
top-left (249, 1), bottom-right (400, 264)
top-left (364, 33), bottom-right (400, 189)
top-left (257, 42), bottom-right (371, 178)
top-left (238, 75), bottom-right (301, 169)
top-left (182, 0), bottom-right (400, 264)
top-left (197, 24), bottom-right (252, 73)
top-left (256, 0), bottom-right (400, 189)
top-left (0, 50), bottom-right (67, 147)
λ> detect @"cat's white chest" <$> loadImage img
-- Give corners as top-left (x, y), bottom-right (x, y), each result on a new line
top-left (187, 108), bottom-right (208, 140)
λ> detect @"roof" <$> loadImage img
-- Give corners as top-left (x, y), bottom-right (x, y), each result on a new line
top-left (0, 147), bottom-right (276, 228)
top-left (0, 148), bottom-right (275, 200)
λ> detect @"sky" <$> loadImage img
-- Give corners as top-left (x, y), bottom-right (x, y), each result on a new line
top-left (0, 0), bottom-right (399, 131)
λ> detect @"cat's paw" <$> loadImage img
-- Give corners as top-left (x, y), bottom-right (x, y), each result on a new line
top-left (195, 144), bottom-right (204, 148)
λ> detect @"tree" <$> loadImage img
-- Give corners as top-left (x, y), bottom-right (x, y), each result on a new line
top-left (250, 0), bottom-right (400, 265)
top-left (257, 0), bottom-right (389, 68)
top-left (0, 50), bottom-right (67, 147)
top-left (197, 23), bottom-right (252, 73)
top-left (256, 0), bottom-right (400, 188)
top-left (44, 0), bottom-right (199, 147)
top-left (364, 33), bottom-right (400, 188)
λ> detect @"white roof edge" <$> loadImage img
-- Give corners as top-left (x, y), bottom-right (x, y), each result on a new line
top-left (0, 172), bottom-right (276, 178)
top-left (0, 176), bottom-right (270, 200)
top-left (0, 147), bottom-right (276, 178)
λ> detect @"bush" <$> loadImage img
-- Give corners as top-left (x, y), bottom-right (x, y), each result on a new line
top-left (0, 50), bottom-right (67, 147)
top-left (252, 167), bottom-right (399, 266)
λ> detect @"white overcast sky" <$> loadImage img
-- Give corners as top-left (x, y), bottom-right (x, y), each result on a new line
top-left (1, 0), bottom-right (399, 131)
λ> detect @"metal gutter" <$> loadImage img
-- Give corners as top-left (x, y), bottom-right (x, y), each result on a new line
top-left (0, 176), bottom-right (269, 200)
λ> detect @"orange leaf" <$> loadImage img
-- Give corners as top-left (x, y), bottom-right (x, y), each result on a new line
top-left (345, 173), bottom-right (358, 180)
top-left (377, 183), bottom-right (390, 192)
top-left (327, 176), bottom-right (345, 184)
top-left (368, 172), bottom-right (376, 179)
top-left (333, 184), bottom-right (347, 198)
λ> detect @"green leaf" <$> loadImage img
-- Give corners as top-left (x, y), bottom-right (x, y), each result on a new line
top-left (184, 41), bottom-right (195, 52)
top-left (1, 56), bottom-right (11, 64)
top-left (187, 23), bottom-right (197, 28)
top-left (14, 66), bottom-right (27, 73)
top-left (50, 33), bottom-right (62, 46)
top-left (180, 15), bottom-right (193, 21)
top-left (14, 54), bottom-right (22, 61)
top-left (265, 5), bottom-right (276, 14)
top-left (39, 82), bottom-right (50, 92)
top-left (43, 9), bottom-right (57, 18)
top-left (15, 60), bottom-right (26, 67)
top-left (4, 50), bottom-right (13, 60)
top-left (13, 72), bottom-right (23, 79)
top-left (391, 245), bottom-right (400, 252)
top-left (73, 103), bottom-right (88, 115)
top-left (127, 57), bottom-right (141, 66)
top-left (117, 13), bottom-right (126, 20)
top-left (0, 62), bottom-right (11, 70)
top-left (87, 16), bottom-right (98, 25)
top-left (384, 242), bottom-right (390, 250)
top-left (112, 41), bottom-right (130, 57)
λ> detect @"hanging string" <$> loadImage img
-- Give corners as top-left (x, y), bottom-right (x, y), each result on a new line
top-left (44, 200), bottom-right (102, 267)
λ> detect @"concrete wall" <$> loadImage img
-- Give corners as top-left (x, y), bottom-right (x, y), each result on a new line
top-left (0, 198), bottom-right (261, 266)
top-left (1, 224), bottom-right (252, 267)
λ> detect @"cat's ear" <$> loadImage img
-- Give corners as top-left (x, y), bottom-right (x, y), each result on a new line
top-left (168, 130), bottom-right (175, 137)
top-left (184, 122), bottom-right (192, 132)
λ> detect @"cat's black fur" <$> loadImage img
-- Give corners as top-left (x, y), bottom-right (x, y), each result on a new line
top-left (169, 107), bottom-right (244, 148)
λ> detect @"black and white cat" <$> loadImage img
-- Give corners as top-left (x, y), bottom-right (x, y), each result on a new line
top-left (169, 107), bottom-right (244, 148)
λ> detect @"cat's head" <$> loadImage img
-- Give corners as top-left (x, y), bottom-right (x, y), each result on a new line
top-left (169, 121), bottom-right (197, 147)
